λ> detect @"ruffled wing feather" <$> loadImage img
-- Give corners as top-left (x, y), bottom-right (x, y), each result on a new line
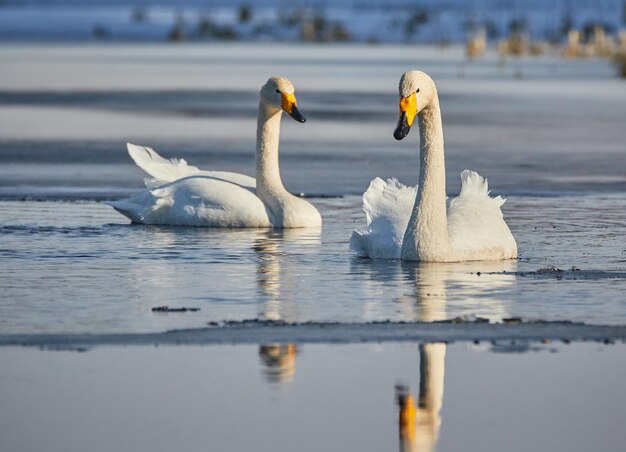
top-left (350, 177), bottom-right (416, 259)
top-left (127, 143), bottom-right (256, 190)
top-left (351, 171), bottom-right (517, 260)
top-left (446, 170), bottom-right (517, 258)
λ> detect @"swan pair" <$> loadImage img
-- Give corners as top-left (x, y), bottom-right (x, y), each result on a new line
top-left (108, 72), bottom-right (517, 262)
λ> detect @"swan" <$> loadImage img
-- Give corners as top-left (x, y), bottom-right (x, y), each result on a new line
top-left (350, 70), bottom-right (517, 262)
top-left (106, 77), bottom-right (322, 228)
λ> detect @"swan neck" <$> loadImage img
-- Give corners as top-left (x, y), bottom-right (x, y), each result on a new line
top-left (402, 94), bottom-right (452, 261)
top-left (256, 105), bottom-right (287, 196)
top-left (417, 97), bottom-right (447, 210)
top-left (418, 96), bottom-right (445, 175)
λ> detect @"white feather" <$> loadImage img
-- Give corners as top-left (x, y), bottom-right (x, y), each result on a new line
top-left (352, 70), bottom-right (517, 261)
top-left (350, 177), bottom-right (416, 259)
top-left (446, 170), bottom-right (516, 257)
top-left (106, 176), bottom-right (271, 227)
top-left (127, 143), bottom-right (256, 190)
top-left (106, 77), bottom-right (321, 228)
top-left (351, 170), bottom-right (517, 260)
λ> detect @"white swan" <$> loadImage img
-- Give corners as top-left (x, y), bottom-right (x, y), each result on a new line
top-left (106, 77), bottom-right (322, 228)
top-left (351, 71), bottom-right (517, 262)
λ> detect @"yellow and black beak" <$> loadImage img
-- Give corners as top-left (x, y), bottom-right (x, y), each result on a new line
top-left (393, 92), bottom-right (417, 140)
top-left (281, 92), bottom-right (306, 123)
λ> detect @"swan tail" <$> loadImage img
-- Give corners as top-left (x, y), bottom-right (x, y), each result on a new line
top-left (459, 169), bottom-right (505, 206)
top-left (349, 230), bottom-right (369, 257)
top-left (349, 228), bottom-right (402, 259)
top-left (104, 199), bottom-right (145, 223)
top-left (448, 170), bottom-right (517, 258)
top-left (105, 185), bottom-right (175, 225)
top-left (362, 177), bottom-right (416, 228)
top-left (351, 177), bottom-right (415, 259)
top-left (127, 143), bottom-right (200, 187)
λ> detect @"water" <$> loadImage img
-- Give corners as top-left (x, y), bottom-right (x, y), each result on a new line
top-left (1, 43), bottom-right (625, 334)
top-left (0, 42), bottom-right (625, 452)
top-left (1, 44), bottom-right (625, 198)
top-left (1, 194), bottom-right (625, 334)
top-left (1, 342), bottom-right (625, 452)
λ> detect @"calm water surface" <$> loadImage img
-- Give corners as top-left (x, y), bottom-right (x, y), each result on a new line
top-left (1, 342), bottom-right (624, 452)
top-left (1, 194), bottom-right (625, 334)
top-left (0, 44), bottom-right (625, 334)
top-left (0, 42), bottom-right (625, 452)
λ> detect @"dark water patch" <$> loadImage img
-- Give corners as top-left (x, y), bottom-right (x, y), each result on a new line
top-left (0, 224), bottom-right (104, 237)
top-left (0, 89), bottom-right (398, 121)
top-left (0, 89), bottom-right (257, 110)
top-left (0, 141), bottom-right (119, 164)
top-left (493, 269), bottom-right (626, 280)
top-left (152, 305), bottom-right (200, 313)
top-left (0, 139), bottom-right (380, 163)
top-left (0, 139), bottom-right (249, 163)
top-left (489, 342), bottom-right (548, 353)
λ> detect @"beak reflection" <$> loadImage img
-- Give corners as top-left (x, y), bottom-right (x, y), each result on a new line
top-left (259, 344), bottom-right (298, 384)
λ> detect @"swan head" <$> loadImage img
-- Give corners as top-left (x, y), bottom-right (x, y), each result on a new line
top-left (260, 76), bottom-right (306, 123)
top-left (394, 71), bottom-right (436, 140)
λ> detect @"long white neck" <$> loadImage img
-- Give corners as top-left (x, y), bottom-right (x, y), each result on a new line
top-left (255, 104), bottom-right (291, 222)
top-left (401, 93), bottom-right (452, 261)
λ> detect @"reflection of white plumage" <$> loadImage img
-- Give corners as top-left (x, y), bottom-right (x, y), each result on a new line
top-left (351, 71), bottom-right (517, 262)
top-left (397, 263), bottom-right (447, 452)
top-left (107, 77), bottom-right (322, 228)
top-left (254, 229), bottom-right (321, 322)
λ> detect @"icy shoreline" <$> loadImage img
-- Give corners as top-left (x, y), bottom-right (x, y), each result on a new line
top-left (2, 320), bottom-right (625, 349)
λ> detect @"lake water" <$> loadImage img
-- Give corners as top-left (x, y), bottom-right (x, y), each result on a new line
top-left (1, 194), bottom-right (626, 334)
top-left (1, 342), bottom-right (625, 452)
top-left (0, 43), bottom-right (625, 450)
top-left (1, 43), bottom-right (625, 334)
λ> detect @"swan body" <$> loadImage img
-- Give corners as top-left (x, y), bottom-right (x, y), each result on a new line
top-left (107, 175), bottom-right (272, 227)
top-left (107, 77), bottom-right (321, 228)
top-left (351, 71), bottom-right (517, 262)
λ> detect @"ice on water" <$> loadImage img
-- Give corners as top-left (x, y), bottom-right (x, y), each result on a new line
top-left (0, 44), bottom-right (625, 335)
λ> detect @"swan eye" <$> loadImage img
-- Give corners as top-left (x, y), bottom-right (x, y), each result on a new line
top-left (416, 88), bottom-right (420, 93)
top-left (275, 89), bottom-right (281, 93)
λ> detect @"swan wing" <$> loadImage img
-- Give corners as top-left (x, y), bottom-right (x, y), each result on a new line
top-left (350, 177), bottom-right (417, 259)
top-left (447, 170), bottom-right (517, 259)
top-left (106, 175), bottom-right (271, 227)
top-left (127, 143), bottom-right (257, 190)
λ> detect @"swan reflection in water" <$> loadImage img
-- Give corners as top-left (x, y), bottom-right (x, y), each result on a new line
top-left (259, 344), bottom-right (299, 384)
top-left (352, 256), bottom-right (517, 322)
top-left (123, 226), bottom-right (272, 309)
top-left (392, 260), bottom-right (516, 451)
top-left (396, 342), bottom-right (446, 452)
top-left (254, 228), bottom-right (321, 384)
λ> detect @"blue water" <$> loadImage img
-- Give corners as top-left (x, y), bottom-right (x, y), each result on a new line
top-left (1, 42), bottom-right (625, 452)
top-left (2, 342), bottom-right (625, 452)
top-left (0, 43), bottom-right (625, 334)
top-left (1, 193), bottom-right (625, 334)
